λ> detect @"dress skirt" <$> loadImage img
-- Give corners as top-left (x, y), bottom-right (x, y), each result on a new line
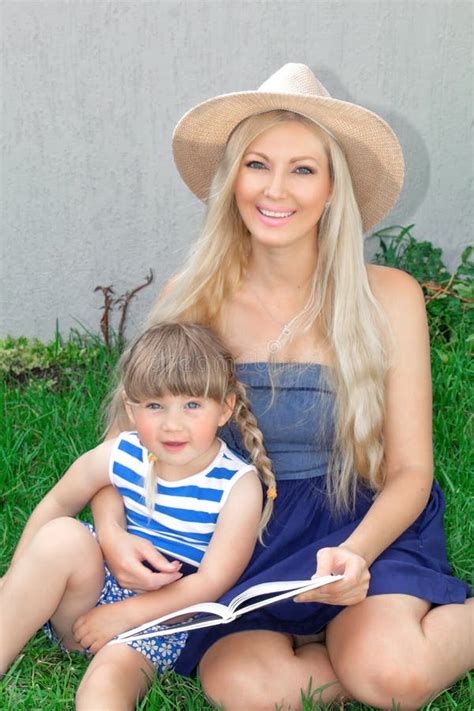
top-left (175, 476), bottom-right (470, 676)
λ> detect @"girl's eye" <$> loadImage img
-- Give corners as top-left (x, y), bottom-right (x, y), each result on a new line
top-left (245, 160), bottom-right (266, 170)
top-left (145, 402), bottom-right (162, 411)
top-left (185, 401), bottom-right (201, 410)
top-left (294, 166), bottom-right (314, 175)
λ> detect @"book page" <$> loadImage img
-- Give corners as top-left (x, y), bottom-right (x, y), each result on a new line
top-left (112, 601), bottom-right (231, 644)
top-left (230, 575), bottom-right (343, 616)
top-left (109, 610), bottom-right (234, 645)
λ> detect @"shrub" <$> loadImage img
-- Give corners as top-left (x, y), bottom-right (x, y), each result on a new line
top-left (369, 225), bottom-right (473, 343)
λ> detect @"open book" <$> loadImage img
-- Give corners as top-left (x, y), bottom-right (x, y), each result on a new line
top-left (109, 574), bottom-right (343, 645)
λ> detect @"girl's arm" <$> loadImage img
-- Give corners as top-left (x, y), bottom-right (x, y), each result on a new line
top-left (73, 470), bottom-right (263, 652)
top-left (8, 440), bottom-right (115, 567)
top-left (298, 267), bottom-right (433, 604)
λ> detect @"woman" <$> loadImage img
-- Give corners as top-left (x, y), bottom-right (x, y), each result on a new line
top-left (93, 64), bottom-right (472, 710)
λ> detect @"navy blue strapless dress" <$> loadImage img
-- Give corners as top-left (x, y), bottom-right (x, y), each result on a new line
top-left (175, 363), bottom-right (470, 676)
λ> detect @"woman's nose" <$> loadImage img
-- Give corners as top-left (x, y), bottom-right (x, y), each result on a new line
top-left (263, 170), bottom-right (287, 200)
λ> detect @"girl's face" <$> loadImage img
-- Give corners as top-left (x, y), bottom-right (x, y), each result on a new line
top-left (234, 120), bottom-right (332, 251)
top-left (125, 392), bottom-right (235, 480)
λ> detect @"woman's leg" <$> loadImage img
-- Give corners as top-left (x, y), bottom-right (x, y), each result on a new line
top-left (326, 594), bottom-right (474, 710)
top-left (199, 595), bottom-right (473, 711)
top-left (0, 517), bottom-right (104, 672)
top-left (76, 644), bottom-right (155, 711)
top-left (199, 630), bottom-right (347, 711)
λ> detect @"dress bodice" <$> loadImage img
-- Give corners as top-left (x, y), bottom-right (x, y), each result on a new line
top-left (220, 362), bottom-right (336, 480)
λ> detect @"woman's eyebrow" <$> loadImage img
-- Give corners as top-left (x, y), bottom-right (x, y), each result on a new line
top-left (243, 151), bottom-right (270, 160)
top-left (289, 155), bottom-right (320, 164)
top-left (244, 151), bottom-right (321, 164)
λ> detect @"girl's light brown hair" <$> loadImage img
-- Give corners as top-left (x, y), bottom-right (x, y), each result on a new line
top-left (120, 322), bottom-right (276, 538)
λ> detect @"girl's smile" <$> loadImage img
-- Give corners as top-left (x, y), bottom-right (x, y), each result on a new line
top-left (161, 440), bottom-right (187, 452)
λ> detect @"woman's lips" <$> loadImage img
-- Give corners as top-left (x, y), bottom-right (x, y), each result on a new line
top-left (256, 206), bottom-right (296, 227)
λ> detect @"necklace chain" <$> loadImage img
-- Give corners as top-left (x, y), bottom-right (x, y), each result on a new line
top-left (247, 284), bottom-right (307, 352)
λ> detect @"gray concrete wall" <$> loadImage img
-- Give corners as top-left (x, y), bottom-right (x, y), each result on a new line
top-left (1, 0), bottom-right (472, 340)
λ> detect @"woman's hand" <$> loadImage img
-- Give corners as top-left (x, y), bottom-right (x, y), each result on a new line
top-left (99, 525), bottom-right (183, 592)
top-left (294, 545), bottom-right (370, 606)
top-left (73, 603), bottom-right (134, 654)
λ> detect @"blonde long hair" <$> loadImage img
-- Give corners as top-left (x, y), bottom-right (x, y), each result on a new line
top-left (110, 110), bottom-right (389, 511)
top-left (117, 322), bottom-right (276, 537)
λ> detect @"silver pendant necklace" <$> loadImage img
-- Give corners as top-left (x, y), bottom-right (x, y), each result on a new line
top-left (248, 285), bottom-right (305, 353)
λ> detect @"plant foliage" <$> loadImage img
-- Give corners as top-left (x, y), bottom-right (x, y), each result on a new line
top-left (369, 225), bottom-right (473, 342)
top-left (0, 331), bottom-right (120, 388)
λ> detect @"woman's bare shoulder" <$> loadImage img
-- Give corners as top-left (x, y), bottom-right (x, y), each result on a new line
top-left (366, 264), bottom-right (425, 315)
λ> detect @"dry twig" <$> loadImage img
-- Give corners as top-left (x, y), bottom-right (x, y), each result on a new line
top-left (94, 270), bottom-right (154, 348)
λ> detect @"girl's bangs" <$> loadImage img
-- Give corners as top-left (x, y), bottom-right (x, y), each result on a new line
top-left (122, 325), bottom-right (231, 403)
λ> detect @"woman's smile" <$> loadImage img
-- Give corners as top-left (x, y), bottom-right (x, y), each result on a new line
top-left (256, 205), bottom-right (297, 227)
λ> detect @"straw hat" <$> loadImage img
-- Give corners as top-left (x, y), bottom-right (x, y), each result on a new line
top-left (172, 63), bottom-right (404, 232)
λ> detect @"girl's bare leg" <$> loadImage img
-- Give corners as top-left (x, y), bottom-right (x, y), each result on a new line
top-left (199, 630), bottom-right (346, 710)
top-left (0, 517), bottom-right (104, 673)
top-left (326, 594), bottom-right (474, 710)
top-left (76, 644), bottom-right (155, 711)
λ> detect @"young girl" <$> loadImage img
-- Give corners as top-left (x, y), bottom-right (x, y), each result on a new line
top-left (0, 322), bottom-right (276, 710)
top-left (92, 64), bottom-right (473, 710)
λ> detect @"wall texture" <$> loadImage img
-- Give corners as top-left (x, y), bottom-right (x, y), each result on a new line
top-left (1, 0), bottom-right (472, 340)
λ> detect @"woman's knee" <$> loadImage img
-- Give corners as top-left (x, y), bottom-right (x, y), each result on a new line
top-left (328, 596), bottom-right (435, 709)
top-left (336, 646), bottom-right (433, 709)
top-left (200, 640), bottom-right (274, 710)
top-left (199, 632), bottom-right (325, 711)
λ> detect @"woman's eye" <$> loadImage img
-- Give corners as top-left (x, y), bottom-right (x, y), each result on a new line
top-left (294, 166), bottom-right (314, 175)
top-left (185, 401), bottom-right (201, 410)
top-left (246, 160), bottom-right (266, 170)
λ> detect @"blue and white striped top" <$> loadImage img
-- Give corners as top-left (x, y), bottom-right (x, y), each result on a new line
top-left (109, 432), bottom-right (256, 567)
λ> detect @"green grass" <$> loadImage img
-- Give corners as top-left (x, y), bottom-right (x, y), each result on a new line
top-left (0, 319), bottom-right (472, 709)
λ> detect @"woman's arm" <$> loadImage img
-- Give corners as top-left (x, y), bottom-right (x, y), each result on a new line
top-left (73, 470), bottom-right (263, 652)
top-left (91, 486), bottom-right (183, 591)
top-left (8, 440), bottom-right (115, 567)
top-left (342, 266), bottom-right (433, 561)
top-left (298, 267), bottom-right (433, 604)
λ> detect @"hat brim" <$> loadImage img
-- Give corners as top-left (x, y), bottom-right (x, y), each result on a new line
top-left (172, 90), bottom-right (404, 233)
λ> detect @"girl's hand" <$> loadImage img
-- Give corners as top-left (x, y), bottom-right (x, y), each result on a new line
top-left (294, 545), bottom-right (370, 606)
top-left (73, 603), bottom-right (133, 654)
top-left (99, 526), bottom-right (183, 592)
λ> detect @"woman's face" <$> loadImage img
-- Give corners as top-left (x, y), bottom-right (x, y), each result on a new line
top-left (234, 120), bottom-right (332, 251)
